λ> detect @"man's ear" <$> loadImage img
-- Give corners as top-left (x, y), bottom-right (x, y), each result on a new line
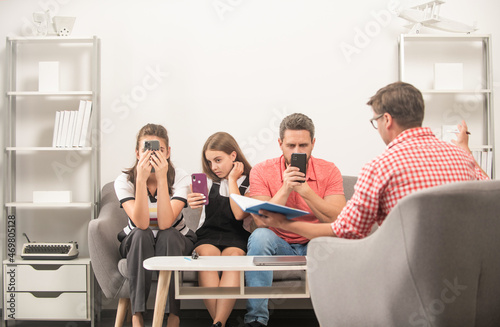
top-left (278, 138), bottom-right (285, 153)
top-left (384, 113), bottom-right (393, 129)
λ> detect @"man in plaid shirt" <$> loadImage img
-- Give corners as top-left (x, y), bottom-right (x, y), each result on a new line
top-left (252, 81), bottom-right (489, 240)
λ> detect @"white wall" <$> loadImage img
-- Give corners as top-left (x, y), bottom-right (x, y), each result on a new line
top-left (1, 0), bottom-right (499, 185)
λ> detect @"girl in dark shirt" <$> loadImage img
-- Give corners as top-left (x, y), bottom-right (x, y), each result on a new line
top-left (188, 132), bottom-right (253, 327)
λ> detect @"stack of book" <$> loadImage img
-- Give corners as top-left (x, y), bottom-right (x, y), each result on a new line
top-left (52, 100), bottom-right (92, 148)
top-left (471, 148), bottom-right (493, 178)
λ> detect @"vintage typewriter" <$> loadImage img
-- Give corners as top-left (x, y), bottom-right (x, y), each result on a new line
top-left (21, 240), bottom-right (79, 260)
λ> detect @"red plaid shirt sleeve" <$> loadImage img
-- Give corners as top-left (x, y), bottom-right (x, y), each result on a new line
top-left (332, 160), bottom-right (385, 239)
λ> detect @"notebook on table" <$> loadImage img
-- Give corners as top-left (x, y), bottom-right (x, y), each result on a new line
top-left (253, 255), bottom-right (307, 266)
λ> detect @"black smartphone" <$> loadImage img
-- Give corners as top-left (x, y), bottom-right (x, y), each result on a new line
top-left (291, 153), bottom-right (307, 183)
top-left (144, 140), bottom-right (160, 172)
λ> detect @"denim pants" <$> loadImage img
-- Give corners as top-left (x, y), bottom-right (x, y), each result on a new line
top-left (244, 228), bottom-right (308, 325)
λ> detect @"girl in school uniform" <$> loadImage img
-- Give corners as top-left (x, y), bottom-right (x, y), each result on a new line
top-left (115, 123), bottom-right (196, 327)
top-left (188, 132), bottom-right (253, 327)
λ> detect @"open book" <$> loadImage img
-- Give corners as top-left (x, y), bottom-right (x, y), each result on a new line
top-left (230, 194), bottom-right (309, 219)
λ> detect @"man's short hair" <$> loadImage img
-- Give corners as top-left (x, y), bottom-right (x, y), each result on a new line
top-left (279, 113), bottom-right (315, 141)
top-left (367, 81), bottom-right (425, 129)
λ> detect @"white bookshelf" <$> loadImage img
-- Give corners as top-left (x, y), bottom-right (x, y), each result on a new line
top-left (3, 36), bottom-right (100, 326)
top-left (399, 34), bottom-right (494, 178)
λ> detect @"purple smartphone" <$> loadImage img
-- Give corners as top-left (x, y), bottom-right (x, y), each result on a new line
top-left (191, 173), bottom-right (209, 205)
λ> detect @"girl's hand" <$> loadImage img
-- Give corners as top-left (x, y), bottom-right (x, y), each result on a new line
top-left (187, 185), bottom-right (207, 209)
top-left (150, 150), bottom-right (168, 179)
top-left (228, 161), bottom-right (244, 182)
top-left (136, 150), bottom-right (152, 181)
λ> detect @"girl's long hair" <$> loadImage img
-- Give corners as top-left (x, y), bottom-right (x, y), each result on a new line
top-left (202, 132), bottom-right (252, 182)
top-left (123, 124), bottom-right (176, 194)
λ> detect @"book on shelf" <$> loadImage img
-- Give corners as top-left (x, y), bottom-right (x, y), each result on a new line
top-left (52, 111), bottom-right (61, 147)
top-left (486, 151), bottom-right (492, 178)
top-left (52, 100), bottom-right (93, 148)
top-left (230, 194), bottom-right (309, 219)
top-left (67, 111), bottom-right (76, 147)
top-left (78, 100), bottom-right (93, 147)
top-left (471, 147), bottom-right (493, 179)
top-left (59, 111), bottom-right (71, 147)
top-left (72, 100), bottom-right (87, 147)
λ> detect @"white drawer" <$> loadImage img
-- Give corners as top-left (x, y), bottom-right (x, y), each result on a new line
top-left (4, 264), bottom-right (87, 292)
top-left (4, 292), bottom-right (88, 320)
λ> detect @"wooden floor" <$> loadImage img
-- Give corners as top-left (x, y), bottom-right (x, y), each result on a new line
top-left (3, 309), bottom-right (319, 326)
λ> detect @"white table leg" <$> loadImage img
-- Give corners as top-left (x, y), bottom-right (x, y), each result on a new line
top-left (152, 270), bottom-right (172, 327)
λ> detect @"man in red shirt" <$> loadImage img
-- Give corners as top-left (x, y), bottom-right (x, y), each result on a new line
top-left (244, 113), bottom-right (346, 327)
top-left (252, 82), bottom-right (488, 242)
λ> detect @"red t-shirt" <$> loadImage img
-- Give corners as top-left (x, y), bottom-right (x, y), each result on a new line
top-left (249, 155), bottom-right (344, 244)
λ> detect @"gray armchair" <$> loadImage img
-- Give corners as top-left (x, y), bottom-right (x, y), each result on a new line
top-left (307, 180), bottom-right (500, 327)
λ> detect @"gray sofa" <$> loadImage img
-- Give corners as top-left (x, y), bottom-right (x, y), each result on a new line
top-left (307, 180), bottom-right (500, 327)
top-left (88, 176), bottom-right (358, 324)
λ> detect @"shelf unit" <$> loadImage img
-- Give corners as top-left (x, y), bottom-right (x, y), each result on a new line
top-left (399, 34), bottom-right (494, 178)
top-left (3, 36), bottom-right (100, 326)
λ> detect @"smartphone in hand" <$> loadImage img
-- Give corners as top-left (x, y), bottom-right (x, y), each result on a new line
top-left (291, 153), bottom-right (307, 183)
top-left (144, 140), bottom-right (160, 172)
top-left (192, 173), bottom-right (209, 205)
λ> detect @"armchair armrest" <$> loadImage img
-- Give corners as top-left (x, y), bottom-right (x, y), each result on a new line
top-left (89, 182), bottom-right (129, 299)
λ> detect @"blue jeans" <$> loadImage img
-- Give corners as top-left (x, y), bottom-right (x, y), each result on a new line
top-left (244, 228), bottom-right (308, 325)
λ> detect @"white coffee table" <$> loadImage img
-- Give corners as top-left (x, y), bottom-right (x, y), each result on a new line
top-left (143, 255), bottom-right (309, 327)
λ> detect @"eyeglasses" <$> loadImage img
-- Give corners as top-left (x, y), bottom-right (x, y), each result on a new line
top-left (369, 113), bottom-right (384, 129)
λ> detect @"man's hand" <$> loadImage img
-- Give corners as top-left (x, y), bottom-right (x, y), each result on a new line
top-left (451, 120), bottom-right (471, 153)
top-left (252, 210), bottom-right (336, 239)
top-left (282, 166), bottom-right (306, 192)
top-left (451, 120), bottom-right (489, 178)
top-left (251, 210), bottom-right (287, 229)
